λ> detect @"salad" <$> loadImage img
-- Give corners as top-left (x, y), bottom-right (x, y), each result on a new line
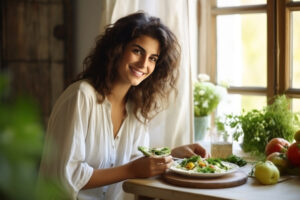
top-left (176, 155), bottom-right (234, 173)
top-left (138, 146), bottom-right (171, 157)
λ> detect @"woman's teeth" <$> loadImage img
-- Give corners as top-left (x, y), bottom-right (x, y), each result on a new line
top-left (131, 68), bottom-right (144, 77)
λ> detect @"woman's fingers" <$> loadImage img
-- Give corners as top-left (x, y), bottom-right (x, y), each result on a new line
top-left (171, 143), bottom-right (210, 159)
top-left (129, 155), bottom-right (173, 178)
top-left (171, 145), bottom-right (196, 158)
top-left (150, 156), bottom-right (173, 174)
top-left (192, 143), bottom-right (210, 158)
top-left (153, 155), bottom-right (173, 164)
top-left (151, 156), bottom-right (172, 168)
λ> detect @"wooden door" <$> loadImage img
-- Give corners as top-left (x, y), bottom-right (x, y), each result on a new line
top-left (0, 0), bottom-right (73, 126)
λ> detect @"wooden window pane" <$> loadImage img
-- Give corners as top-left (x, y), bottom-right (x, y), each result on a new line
top-left (292, 11), bottom-right (300, 89)
top-left (217, 0), bottom-right (266, 7)
top-left (216, 14), bottom-right (267, 87)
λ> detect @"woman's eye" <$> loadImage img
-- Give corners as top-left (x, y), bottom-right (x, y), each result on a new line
top-left (133, 49), bottom-right (141, 54)
top-left (149, 56), bottom-right (158, 63)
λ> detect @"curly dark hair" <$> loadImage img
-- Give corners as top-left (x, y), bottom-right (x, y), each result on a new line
top-left (75, 12), bottom-right (180, 122)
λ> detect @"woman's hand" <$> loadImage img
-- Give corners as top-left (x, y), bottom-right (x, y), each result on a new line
top-left (128, 155), bottom-right (173, 178)
top-left (171, 143), bottom-right (209, 159)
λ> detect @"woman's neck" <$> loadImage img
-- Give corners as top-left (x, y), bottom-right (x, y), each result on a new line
top-left (107, 83), bottom-right (130, 105)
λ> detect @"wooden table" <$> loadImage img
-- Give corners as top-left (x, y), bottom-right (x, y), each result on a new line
top-left (123, 172), bottom-right (300, 200)
top-left (123, 144), bottom-right (300, 200)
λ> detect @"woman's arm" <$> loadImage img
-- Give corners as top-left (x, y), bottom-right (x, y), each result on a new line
top-left (82, 155), bottom-right (173, 189)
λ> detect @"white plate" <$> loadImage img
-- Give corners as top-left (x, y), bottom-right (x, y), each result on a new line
top-left (169, 161), bottom-right (239, 178)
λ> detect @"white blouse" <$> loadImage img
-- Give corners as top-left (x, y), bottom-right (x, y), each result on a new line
top-left (39, 80), bottom-right (149, 200)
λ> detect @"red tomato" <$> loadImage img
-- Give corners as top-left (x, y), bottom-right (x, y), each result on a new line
top-left (287, 142), bottom-right (300, 167)
top-left (265, 138), bottom-right (290, 156)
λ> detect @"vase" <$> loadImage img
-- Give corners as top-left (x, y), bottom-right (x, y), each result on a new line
top-left (194, 115), bottom-right (210, 141)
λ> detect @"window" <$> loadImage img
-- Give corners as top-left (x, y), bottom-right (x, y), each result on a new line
top-left (202, 0), bottom-right (300, 115)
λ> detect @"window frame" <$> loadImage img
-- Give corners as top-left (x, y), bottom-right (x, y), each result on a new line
top-left (278, 0), bottom-right (300, 98)
top-left (205, 0), bottom-right (300, 105)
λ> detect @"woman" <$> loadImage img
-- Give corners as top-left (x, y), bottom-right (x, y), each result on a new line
top-left (39, 12), bottom-right (208, 200)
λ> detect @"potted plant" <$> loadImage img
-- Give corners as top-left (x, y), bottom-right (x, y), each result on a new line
top-left (193, 74), bottom-right (227, 141)
top-left (217, 95), bottom-right (300, 157)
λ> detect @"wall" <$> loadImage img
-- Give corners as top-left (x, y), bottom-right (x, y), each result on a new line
top-left (73, 0), bottom-right (102, 74)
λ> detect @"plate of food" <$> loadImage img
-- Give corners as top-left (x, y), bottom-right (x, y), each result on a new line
top-left (169, 156), bottom-right (239, 178)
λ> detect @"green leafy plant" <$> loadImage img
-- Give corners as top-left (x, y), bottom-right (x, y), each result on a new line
top-left (0, 73), bottom-right (68, 199)
top-left (0, 73), bottom-right (43, 199)
top-left (193, 74), bottom-right (227, 117)
top-left (217, 95), bottom-right (300, 156)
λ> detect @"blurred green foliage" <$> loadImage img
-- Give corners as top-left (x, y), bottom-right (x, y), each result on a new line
top-left (0, 73), bottom-right (44, 199)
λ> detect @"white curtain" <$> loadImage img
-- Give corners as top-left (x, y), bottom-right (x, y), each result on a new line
top-left (98, 0), bottom-right (200, 149)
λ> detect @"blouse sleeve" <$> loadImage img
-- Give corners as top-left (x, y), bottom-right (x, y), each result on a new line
top-left (40, 86), bottom-right (94, 197)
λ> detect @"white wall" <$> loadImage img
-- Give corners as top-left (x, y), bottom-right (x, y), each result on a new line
top-left (73, 0), bottom-right (102, 74)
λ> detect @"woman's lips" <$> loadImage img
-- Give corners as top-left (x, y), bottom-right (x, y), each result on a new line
top-left (130, 67), bottom-right (145, 77)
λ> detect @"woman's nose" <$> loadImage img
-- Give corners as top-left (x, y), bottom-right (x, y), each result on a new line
top-left (137, 56), bottom-right (148, 68)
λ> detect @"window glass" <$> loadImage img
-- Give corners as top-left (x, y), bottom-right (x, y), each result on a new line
top-left (217, 14), bottom-right (267, 87)
top-left (292, 98), bottom-right (300, 113)
top-left (217, 0), bottom-right (266, 7)
top-left (217, 94), bottom-right (266, 117)
top-left (292, 11), bottom-right (300, 88)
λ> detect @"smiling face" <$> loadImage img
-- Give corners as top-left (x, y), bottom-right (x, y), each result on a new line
top-left (115, 35), bottom-right (160, 87)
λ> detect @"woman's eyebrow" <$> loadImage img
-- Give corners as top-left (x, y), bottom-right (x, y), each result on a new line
top-left (132, 44), bottom-right (159, 57)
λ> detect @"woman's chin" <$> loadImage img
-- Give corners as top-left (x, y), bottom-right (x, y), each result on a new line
top-left (131, 81), bottom-right (141, 86)
top-left (129, 78), bottom-right (144, 86)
